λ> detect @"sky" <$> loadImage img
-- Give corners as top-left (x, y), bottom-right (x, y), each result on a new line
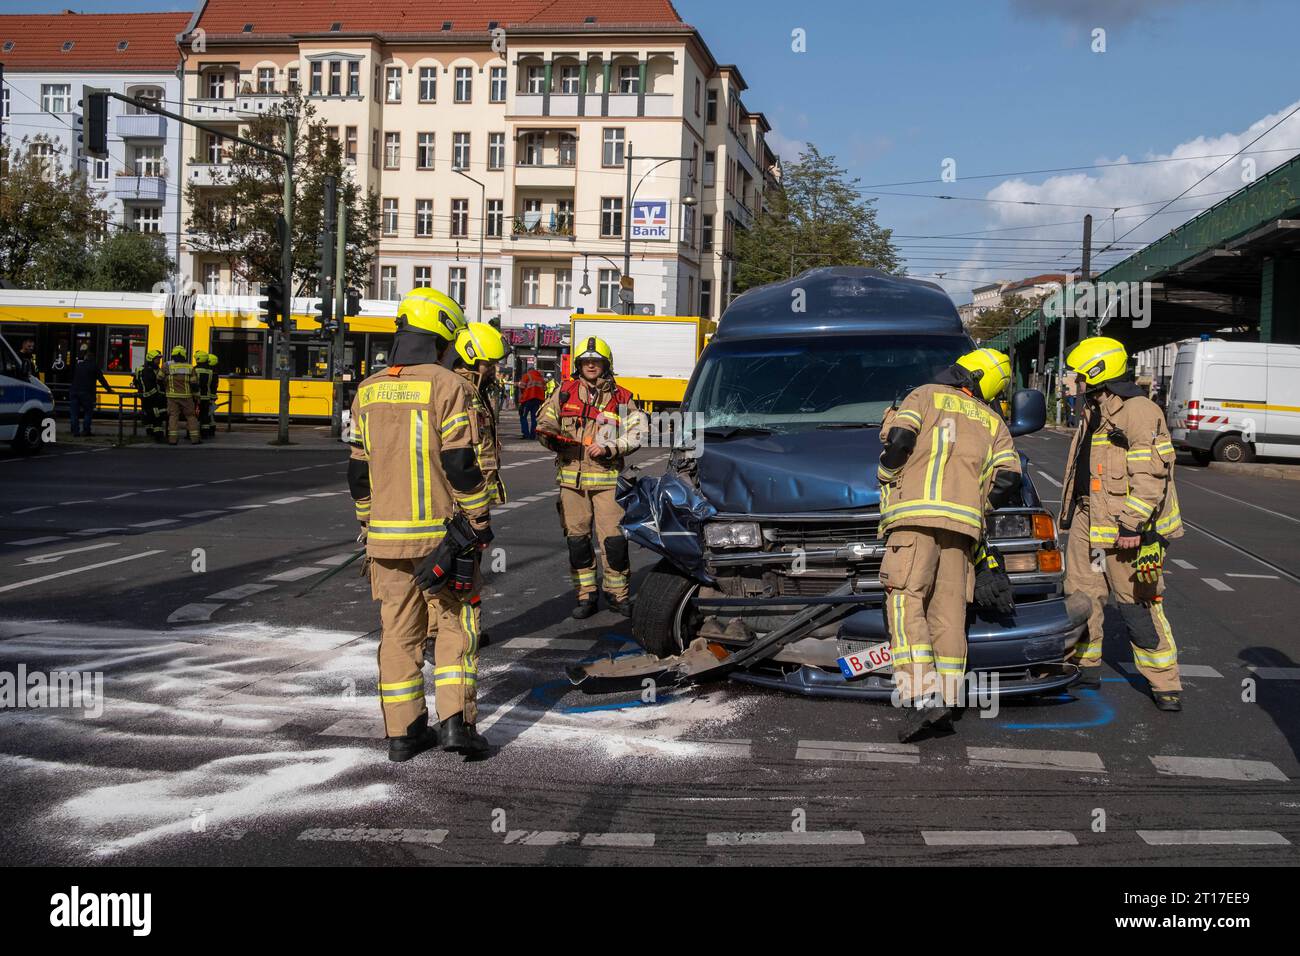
top-left (7, 0), bottom-right (1299, 302)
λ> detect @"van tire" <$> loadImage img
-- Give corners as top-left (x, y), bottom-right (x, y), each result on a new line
top-left (1212, 434), bottom-right (1254, 464)
top-left (632, 561), bottom-right (700, 658)
top-left (11, 411), bottom-right (45, 455)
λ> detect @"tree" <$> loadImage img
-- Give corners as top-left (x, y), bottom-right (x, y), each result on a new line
top-left (184, 95), bottom-right (379, 295)
top-left (733, 143), bottom-right (899, 294)
top-left (0, 136), bottom-right (103, 288)
top-left (86, 231), bottom-right (173, 293)
top-left (967, 294), bottom-right (1037, 343)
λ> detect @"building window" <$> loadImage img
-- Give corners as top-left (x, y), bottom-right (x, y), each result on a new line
top-left (702, 214), bottom-right (714, 251)
top-left (700, 279), bottom-right (713, 319)
top-left (687, 276), bottom-right (695, 314)
top-left (449, 267), bottom-right (467, 306)
top-left (41, 83), bottom-right (72, 113)
top-left (92, 157), bottom-right (110, 181)
top-left (1, 87), bottom-right (9, 120)
top-left (130, 144), bottom-right (164, 177)
top-left (556, 199), bottom-right (574, 233)
top-left (28, 142), bottom-right (56, 180)
top-left (559, 65), bottom-right (580, 95)
top-left (348, 61), bottom-right (360, 96)
top-left (346, 126), bottom-right (358, 163)
top-left (454, 66), bottom-right (472, 103)
top-left (489, 66), bottom-right (507, 103)
top-left (205, 133), bottom-right (225, 165)
top-left (329, 60), bottom-right (341, 96)
top-left (704, 150), bottom-right (716, 187)
top-left (618, 65), bottom-right (640, 94)
top-left (203, 262), bottom-right (223, 295)
top-left (419, 66), bottom-right (437, 102)
top-left (521, 268), bottom-right (541, 306)
top-left (526, 65), bottom-right (546, 95)
top-left (519, 132), bottom-right (542, 166)
top-left (484, 268), bottom-right (501, 310)
top-left (384, 132), bottom-right (401, 169)
top-left (602, 128), bottom-right (624, 167)
top-left (380, 266), bottom-right (399, 301)
top-left (416, 199), bottom-right (433, 237)
top-left (385, 65), bottom-right (402, 103)
top-left (414, 266), bottom-right (433, 287)
top-left (204, 73), bottom-right (225, 100)
top-left (555, 269), bottom-right (572, 309)
top-left (600, 197), bottom-right (623, 238)
top-left (450, 199), bottom-right (469, 238)
top-left (694, 78), bottom-right (701, 116)
top-left (288, 67), bottom-right (300, 93)
top-left (416, 132), bottom-right (435, 170)
top-left (706, 88), bottom-right (718, 124)
top-left (310, 62), bottom-right (322, 95)
top-left (374, 66), bottom-right (381, 100)
top-left (558, 132), bottom-right (577, 167)
top-left (452, 132), bottom-right (469, 170)
top-left (382, 198), bottom-right (398, 236)
top-left (682, 205), bottom-right (696, 248)
top-left (486, 199), bottom-right (503, 238)
top-left (131, 206), bottom-right (161, 233)
top-left (488, 132), bottom-right (505, 170)
top-left (256, 67), bottom-right (276, 93)
top-left (598, 269), bottom-right (619, 311)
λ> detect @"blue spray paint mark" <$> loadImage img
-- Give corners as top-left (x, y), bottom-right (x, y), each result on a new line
top-left (1003, 687), bottom-right (1115, 730)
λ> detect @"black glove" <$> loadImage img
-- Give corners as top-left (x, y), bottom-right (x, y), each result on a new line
top-left (1107, 428), bottom-right (1130, 449)
top-left (973, 542), bottom-right (1015, 614)
top-left (414, 540), bottom-right (454, 594)
top-left (450, 549), bottom-right (479, 595)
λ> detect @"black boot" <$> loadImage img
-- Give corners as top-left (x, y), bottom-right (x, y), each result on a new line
top-left (571, 594), bottom-right (599, 619)
top-left (605, 595), bottom-right (632, 618)
top-left (1075, 666), bottom-right (1102, 689)
top-left (897, 695), bottom-right (954, 744)
top-left (388, 712), bottom-right (439, 763)
top-left (439, 712), bottom-right (490, 756)
top-left (1153, 691), bottom-right (1182, 712)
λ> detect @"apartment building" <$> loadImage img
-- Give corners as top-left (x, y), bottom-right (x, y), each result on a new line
top-left (178, 0), bottom-right (777, 329)
top-left (0, 12), bottom-right (190, 270)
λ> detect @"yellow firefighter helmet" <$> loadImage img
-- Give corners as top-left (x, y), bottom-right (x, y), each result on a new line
top-left (194, 349), bottom-right (208, 364)
top-left (574, 335), bottom-right (614, 372)
top-left (1066, 336), bottom-right (1128, 387)
top-left (207, 353), bottom-right (218, 367)
top-left (170, 345), bottom-right (188, 360)
top-left (398, 287), bottom-right (466, 341)
top-left (955, 347), bottom-right (1012, 402)
top-left (454, 322), bottom-right (507, 366)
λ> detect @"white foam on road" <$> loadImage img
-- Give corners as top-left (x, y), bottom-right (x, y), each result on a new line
top-left (1149, 755), bottom-right (1287, 782)
top-left (298, 827), bottom-right (447, 845)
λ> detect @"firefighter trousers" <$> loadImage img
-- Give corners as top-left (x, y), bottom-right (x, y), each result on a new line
top-left (558, 486), bottom-right (630, 601)
top-left (167, 397), bottom-right (200, 444)
top-left (880, 527), bottom-right (976, 706)
top-left (1063, 505), bottom-right (1181, 693)
top-left (370, 557), bottom-right (482, 736)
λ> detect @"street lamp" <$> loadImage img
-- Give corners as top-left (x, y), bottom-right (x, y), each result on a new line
top-left (578, 252), bottom-right (625, 301)
top-left (623, 143), bottom-right (697, 314)
top-left (453, 167), bottom-right (486, 324)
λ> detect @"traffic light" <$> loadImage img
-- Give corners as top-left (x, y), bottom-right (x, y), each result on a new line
top-left (315, 291), bottom-right (334, 336)
top-left (79, 86), bottom-right (108, 159)
top-left (345, 289), bottom-right (361, 317)
top-left (258, 281), bottom-right (284, 329)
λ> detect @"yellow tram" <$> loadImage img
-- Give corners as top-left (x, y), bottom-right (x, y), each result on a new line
top-left (0, 289), bottom-right (401, 420)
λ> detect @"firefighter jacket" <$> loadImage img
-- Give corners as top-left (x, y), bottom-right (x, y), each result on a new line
top-left (1059, 387), bottom-right (1183, 546)
top-left (133, 365), bottom-right (161, 401)
top-left (163, 362), bottom-right (199, 400)
top-left (195, 365), bottom-right (213, 400)
top-left (876, 383), bottom-right (1021, 542)
top-left (536, 375), bottom-right (648, 492)
top-left (208, 368), bottom-right (221, 403)
top-left (455, 367), bottom-right (507, 506)
top-left (348, 364), bottom-right (491, 559)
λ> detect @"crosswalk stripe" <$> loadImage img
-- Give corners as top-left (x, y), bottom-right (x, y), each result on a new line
top-left (131, 519), bottom-right (178, 528)
top-left (923, 830), bottom-right (1077, 846)
top-left (263, 566), bottom-right (322, 583)
top-left (501, 637), bottom-right (597, 651)
top-left (967, 747), bottom-right (1105, 772)
top-left (795, 740), bottom-right (920, 765)
top-left (298, 827), bottom-right (448, 845)
top-left (207, 583), bottom-right (278, 601)
top-left (707, 831), bottom-right (864, 846)
top-left (1138, 830), bottom-right (1290, 846)
top-left (1149, 755), bottom-right (1286, 782)
top-left (1120, 662), bottom-right (1223, 678)
top-left (167, 603), bottom-right (222, 623)
top-left (1249, 666), bottom-right (1300, 680)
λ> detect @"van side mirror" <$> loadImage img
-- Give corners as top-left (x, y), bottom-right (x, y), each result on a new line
top-left (1009, 388), bottom-right (1046, 437)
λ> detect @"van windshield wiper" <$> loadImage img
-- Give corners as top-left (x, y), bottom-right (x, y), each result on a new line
top-left (702, 425), bottom-right (774, 440)
top-left (817, 422), bottom-right (881, 430)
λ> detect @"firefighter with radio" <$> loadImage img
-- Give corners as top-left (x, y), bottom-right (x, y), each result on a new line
top-left (347, 288), bottom-right (494, 761)
top-left (163, 346), bottom-right (202, 445)
top-left (132, 349), bottom-right (165, 442)
top-left (1059, 336), bottom-right (1183, 711)
top-left (877, 348), bottom-right (1023, 743)
top-left (537, 336), bottom-right (648, 619)
top-left (194, 350), bottom-right (213, 440)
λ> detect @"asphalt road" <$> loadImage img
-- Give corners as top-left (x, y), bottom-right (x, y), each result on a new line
top-left (0, 425), bottom-right (1297, 866)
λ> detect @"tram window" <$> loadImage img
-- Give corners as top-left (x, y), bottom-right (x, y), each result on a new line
top-left (211, 329), bottom-right (269, 378)
top-left (289, 334), bottom-right (330, 379)
top-left (105, 326), bottom-right (147, 374)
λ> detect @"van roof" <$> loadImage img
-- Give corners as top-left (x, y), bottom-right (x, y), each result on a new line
top-left (714, 267), bottom-right (964, 341)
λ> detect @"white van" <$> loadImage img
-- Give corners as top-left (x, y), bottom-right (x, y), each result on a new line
top-left (0, 332), bottom-right (55, 454)
top-left (1167, 339), bottom-right (1300, 463)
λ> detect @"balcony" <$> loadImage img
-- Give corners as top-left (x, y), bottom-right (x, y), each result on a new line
top-left (514, 163), bottom-right (577, 189)
top-left (113, 173), bottom-right (167, 202)
top-left (510, 216), bottom-right (576, 243)
top-left (187, 163), bottom-right (230, 188)
top-left (115, 113), bottom-right (167, 138)
top-left (186, 98), bottom-right (241, 122)
top-left (233, 92), bottom-right (290, 117)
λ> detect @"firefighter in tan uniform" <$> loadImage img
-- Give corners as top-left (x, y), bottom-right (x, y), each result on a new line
top-left (163, 346), bottom-right (201, 445)
top-left (1059, 337), bottom-right (1183, 711)
top-left (537, 336), bottom-right (649, 619)
top-left (347, 288), bottom-right (494, 761)
top-left (877, 348), bottom-right (1022, 743)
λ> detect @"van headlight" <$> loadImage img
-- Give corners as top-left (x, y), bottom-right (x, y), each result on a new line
top-left (704, 521), bottom-right (762, 549)
top-left (987, 514), bottom-right (1032, 539)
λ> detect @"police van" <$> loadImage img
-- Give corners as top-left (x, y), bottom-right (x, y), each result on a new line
top-left (1167, 339), bottom-right (1300, 463)
top-left (0, 332), bottom-right (54, 454)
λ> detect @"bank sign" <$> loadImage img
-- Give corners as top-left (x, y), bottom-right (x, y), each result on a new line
top-left (631, 199), bottom-right (671, 241)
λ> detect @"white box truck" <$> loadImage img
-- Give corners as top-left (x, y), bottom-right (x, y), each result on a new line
top-left (569, 314), bottom-right (705, 411)
top-left (1167, 339), bottom-right (1300, 463)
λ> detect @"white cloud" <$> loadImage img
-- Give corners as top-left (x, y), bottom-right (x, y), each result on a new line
top-left (764, 128), bottom-right (807, 162)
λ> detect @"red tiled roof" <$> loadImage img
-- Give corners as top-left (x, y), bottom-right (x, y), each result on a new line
top-left (0, 12), bottom-right (191, 71)
top-left (1002, 273), bottom-right (1067, 291)
top-left (192, 0), bottom-right (685, 36)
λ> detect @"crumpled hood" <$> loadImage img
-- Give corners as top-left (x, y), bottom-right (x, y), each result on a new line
top-left (696, 428), bottom-right (884, 515)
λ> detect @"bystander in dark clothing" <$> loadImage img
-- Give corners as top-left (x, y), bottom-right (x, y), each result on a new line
top-left (70, 353), bottom-right (114, 437)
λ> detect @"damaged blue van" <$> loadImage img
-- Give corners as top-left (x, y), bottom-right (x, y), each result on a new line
top-left (621, 268), bottom-right (1088, 700)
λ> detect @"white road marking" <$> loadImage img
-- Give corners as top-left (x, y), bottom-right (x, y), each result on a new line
top-left (238, 474), bottom-right (264, 480)
top-left (264, 566), bottom-right (322, 583)
top-left (22, 541), bottom-right (120, 565)
top-left (504, 831), bottom-right (581, 846)
top-left (298, 827), bottom-right (448, 845)
top-left (493, 502), bottom-right (524, 511)
top-left (180, 510), bottom-right (226, 518)
top-left (1180, 479), bottom-right (1300, 525)
top-left (319, 717), bottom-right (384, 739)
top-left (1171, 558), bottom-right (1197, 570)
top-left (475, 690), bottom-right (532, 734)
top-left (131, 519), bottom-right (178, 528)
top-left (1184, 521), bottom-right (1300, 586)
top-left (1035, 470), bottom-right (1062, 488)
top-left (8, 536), bottom-right (66, 547)
top-left (58, 499), bottom-right (94, 506)
top-left (1202, 577), bottom-right (1234, 592)
top-left (175, 483), bottom-right (204, 490)
top-left (70, 528), bottom-right (124, 536)
top-left (291, 466), bottom-right (314, 472)
top-left (795, 740), bottom-right (920, 765)
top-left (581, 832), bottom-right (656, 847)
top-left (140, 488), bottom-right (170, 494)
top-left (231, 504), bottom-right (267, 510)
top-left (707, 831), bottom-right (865, 846)
top-left (1149, 755), bottom-right (1287, 782)
top-left (500, 637), bottom-right (597, 651)
top-left (1120, 662), bottom-right (1223, 679)
top-left (207, 583), bottom-right (278, 601)
top-left (307, 492), bottom-right (345, 498)
top-left (1226, 573), bottom-right (1280, 580)
top-left (103, 492), bottom-right (137, 500)
top-left (1250, 666), bottom-right (1300, 680)
top-left (1138, 830), bottom-right (1289, 846)
top-left (268, 497), bottom-right (308, 505)
top-left (11, 506), bottom-right (51, 515)
top-left (0, 549), bottom-right (164, 594)
top-left (315, 553), bottom-right (361, 567)
top-left (967, 747), bottom-right (1105, 773)
top-left (923, 830), bottom-right (1077, 846)
top-left (166, 603), bottom-right (223, 624)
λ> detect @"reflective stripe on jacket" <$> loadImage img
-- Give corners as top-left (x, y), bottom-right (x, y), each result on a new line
top-left (163, 362), bottom-right (198, 399)
top-left (536, 376), bottom-right (648, 491)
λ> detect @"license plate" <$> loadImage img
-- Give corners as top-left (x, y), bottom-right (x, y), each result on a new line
top-left (837, 641), bottom-right (892, 680)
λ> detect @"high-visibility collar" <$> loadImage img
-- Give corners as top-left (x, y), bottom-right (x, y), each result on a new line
top-left (560, 380), bottom-right (630, 423)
